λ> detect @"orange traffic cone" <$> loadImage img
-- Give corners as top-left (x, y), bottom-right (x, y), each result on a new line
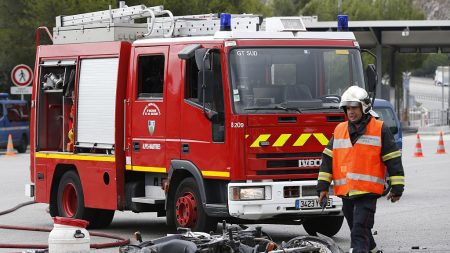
top-left (6, 134), bottom-right (15, 156)
top-left (436, 131), bottom-right (446, 154)
top-left (414, 134), bottom-right (424, 157)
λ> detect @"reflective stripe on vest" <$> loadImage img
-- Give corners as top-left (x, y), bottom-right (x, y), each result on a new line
top-left (355, 135), bottom-right (381, 146)
top-left (347, 172), bottom-right (385, 185)
top-left (334, 178), bottom-right (346, 186)
top-left (349, 190), bottom-right (370, 196)
top-left (333, 139), bottom-right (352, 149)
top-left (332, 118), bottom-right (386, 196)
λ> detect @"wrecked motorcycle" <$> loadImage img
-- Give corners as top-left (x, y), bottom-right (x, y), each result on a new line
top-left (119, 223), bottom-right (344, 253)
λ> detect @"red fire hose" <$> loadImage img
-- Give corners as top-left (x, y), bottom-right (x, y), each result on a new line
top-left (0, 201), bottom-right (130, 252)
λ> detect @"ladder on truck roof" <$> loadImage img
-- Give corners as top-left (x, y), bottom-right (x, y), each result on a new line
top-left (52, 1), bottom-right (262, 44)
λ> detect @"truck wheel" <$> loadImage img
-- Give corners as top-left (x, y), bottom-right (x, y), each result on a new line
top-left (89, 209), bottom-right (115, 228)
top-left (171, 177), bottom-right (217, 232)
top-left (303, 216), bottom-right (344, 237)
top-left (125, 181), bottom-right (145, 211)
top-left (16, 135), bottom-right (28, 153)
top-left (56, 171), bottom-right (92, 222)
top-left (56, 171), bottom-right (114, 228)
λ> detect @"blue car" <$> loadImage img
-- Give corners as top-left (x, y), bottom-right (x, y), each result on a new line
top-left (0, 93), bottom-right (29, 153)
top-left (373, 98), bottom-right (402, 150)
top-left (372, 98), bottom-right (402, 195)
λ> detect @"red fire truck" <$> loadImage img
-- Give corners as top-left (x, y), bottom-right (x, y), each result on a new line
top-left (26, 3), bottom-right (377, 236)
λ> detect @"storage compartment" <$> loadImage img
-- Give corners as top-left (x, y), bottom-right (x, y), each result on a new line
top-left (76, 58), bottom-right (119, 152)
top-left (36, 58), bottom-right (119, 154)
top-left (37, 60), bottom-right (76, 152)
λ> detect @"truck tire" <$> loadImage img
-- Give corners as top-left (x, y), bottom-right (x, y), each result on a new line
top-left (89, 208), bottom-right (115, 228)
top-left (56, 171), bottom-right (94, 225)
top-left (125, 181), bottom-right (145, 211)
top-left (303, 216), bottom-right (344, 237)
top-left (170, 177), bottom-right (217, 233)
top-left (16, 135), bottom-right (28, 153)
top-left (56, 171), bottom-right (114, 228)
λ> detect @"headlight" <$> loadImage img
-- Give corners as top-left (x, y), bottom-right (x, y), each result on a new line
top-left (229, 186), bottom-right (270, 201)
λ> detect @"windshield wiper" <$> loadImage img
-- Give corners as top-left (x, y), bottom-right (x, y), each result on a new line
top-left (300, 105), bottom-right (341, 111)
top-left (244, 106), bottom-right (302, 113)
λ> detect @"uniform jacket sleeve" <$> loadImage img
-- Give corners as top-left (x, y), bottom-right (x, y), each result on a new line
top-left (380, 123), bottom-right (405, 196)
top-left (317, 136), bottom-right (334, 194)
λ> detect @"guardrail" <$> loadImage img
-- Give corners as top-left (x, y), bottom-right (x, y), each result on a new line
top-left (409, 108), bottom-right (449, 127)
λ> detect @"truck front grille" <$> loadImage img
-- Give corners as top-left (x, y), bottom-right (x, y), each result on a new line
top-left (301, 185), bottom-right (317, 197)
top-left (267, 160), bottom-right (299, 168)
top-left (256, 169), bottom-right (318, 175)
top-left (252, 152), bottom-right (322, 178)
top-left (284, 186), bottom-right (300, 198)
top-left (256, 152), bottom-right (322, 159)
top-left (283, 185), bottom-right (318, 199)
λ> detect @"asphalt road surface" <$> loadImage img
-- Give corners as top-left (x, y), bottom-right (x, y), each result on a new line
top-left (1, 134), bottom-right (450, 252)
top-left (409, 76), bottom-right (449, 111)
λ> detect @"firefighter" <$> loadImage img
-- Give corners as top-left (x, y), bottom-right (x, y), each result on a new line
top-left (317, 86), bottom-right (405, 253)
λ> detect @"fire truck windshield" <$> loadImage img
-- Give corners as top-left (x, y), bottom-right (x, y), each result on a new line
top-left (229, 47), bottom-right (365, 114)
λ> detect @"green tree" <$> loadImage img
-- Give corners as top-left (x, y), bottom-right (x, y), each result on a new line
top-left (413, 54), bottom-right (449, 77)
top-left (301, 0), bottom-right (424, 21)
top-left (126, 0), bottom-right (271, 16)
top-left (301, 0), bottom-right (426, 90)
top-left (270, 0), bottom-right (311, 16)
top-left (0, 0), bottom-right (28, 93)
top-left (0, 0), bottom-right (116, 93)
top-left (0, 0), bottom-right (271, 93)
top-left (299, 0), bottom-right (428, 114)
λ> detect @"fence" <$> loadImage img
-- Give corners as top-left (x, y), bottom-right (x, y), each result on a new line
top-left (409, 108), bottom-right (449, 127)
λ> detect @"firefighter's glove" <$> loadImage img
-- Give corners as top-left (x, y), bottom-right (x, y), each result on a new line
top-left (387, 192), bottom-right (401, 203)
top-left (319, 191), bottom-right (329, 204)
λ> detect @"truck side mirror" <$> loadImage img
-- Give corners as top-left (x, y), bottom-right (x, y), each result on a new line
top-left (366, 64), bottom-right (377, 93)
top-left (195, 48), bottom-right (218, 121)
top-left (197, 69), bottom-right (218, 121)
top-left (195, 48), bottom-right (211, 71)
top-left (178, 44), bottom-right (201, 60)
top-left (198, 70), bottom-right (215, 104)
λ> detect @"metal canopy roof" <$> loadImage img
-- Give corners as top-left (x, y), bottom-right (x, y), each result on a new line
top-left (304, 20), bottom-right (450, 50)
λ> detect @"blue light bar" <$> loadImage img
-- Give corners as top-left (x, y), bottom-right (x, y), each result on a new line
top-left (0, 93), bottom-right (8, 99)
top-left (220, 13), bottom-right (231, 31)
top-left (337, 15), bottom-right (348, 32)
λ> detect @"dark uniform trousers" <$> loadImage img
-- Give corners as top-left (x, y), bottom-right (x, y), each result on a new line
top-left (342, 196), bottom-right (377, 253)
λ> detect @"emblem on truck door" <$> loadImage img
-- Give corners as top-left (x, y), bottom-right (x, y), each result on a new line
top-left (148, 120), bottom-right (155, 135)
top-left (142, 103), bottom-right (161, 116)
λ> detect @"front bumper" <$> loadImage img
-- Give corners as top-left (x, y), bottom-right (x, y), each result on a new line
top-left (228, 180), bottom-right (342, 220)
top-left (25, 183), bottom-right (35, 197)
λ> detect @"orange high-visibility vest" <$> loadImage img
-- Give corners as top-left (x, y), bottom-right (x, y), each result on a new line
top-left (332, 118), bottom-right (386, 196)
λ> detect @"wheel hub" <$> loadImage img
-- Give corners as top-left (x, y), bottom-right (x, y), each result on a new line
top-left (175, 192), bottom-right (198, 227)
top-left (62, 183), bottom-right (78, 217)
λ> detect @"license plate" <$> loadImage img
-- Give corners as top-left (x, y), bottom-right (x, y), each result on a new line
top-left (295, 198), bottom-right (333, 209)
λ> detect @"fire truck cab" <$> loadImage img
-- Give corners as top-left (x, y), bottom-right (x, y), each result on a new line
top-left (27, 3), bottom-right (377, 235)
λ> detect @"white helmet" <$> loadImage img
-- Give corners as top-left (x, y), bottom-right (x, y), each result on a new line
top-left (340, 86), bottom-right (377, 116)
